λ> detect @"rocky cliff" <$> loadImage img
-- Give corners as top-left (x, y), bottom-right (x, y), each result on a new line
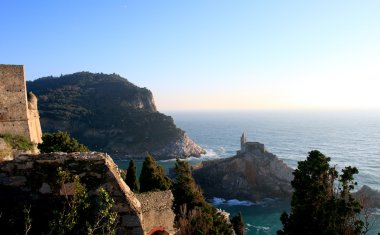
top-left (27, 72), bottom-right (204, 159)
top-left (192, 145), bottom-right (293, 202)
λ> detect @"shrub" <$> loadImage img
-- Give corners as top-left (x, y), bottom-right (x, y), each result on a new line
top-left (0, 133), bottom-right (33, 151)
top-left (38, 131), bottom-right (89, 153)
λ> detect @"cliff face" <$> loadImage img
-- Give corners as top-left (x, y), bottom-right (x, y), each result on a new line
top-left (27, 72), bottom-right (204, 159)
top-left (192, 146), bottom-right (293, 202)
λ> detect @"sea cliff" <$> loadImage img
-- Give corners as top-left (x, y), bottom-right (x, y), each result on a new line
top-left (27, 72), bottom-right (205, 160)
top-left (193, 142), bottom-right (293, 201)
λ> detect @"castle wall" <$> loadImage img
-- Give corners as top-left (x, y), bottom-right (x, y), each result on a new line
top-left (0, 152), bottom-right (145, 234)
top-left (0, 65), bottom-right (42, 144)
top-left (136, 191), bottom-right (176, 235)
top-left (0, 65), bottom-right (31, 138)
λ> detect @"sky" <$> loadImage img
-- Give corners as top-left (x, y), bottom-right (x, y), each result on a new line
top-left (1, 1), bottom-right (380, 111)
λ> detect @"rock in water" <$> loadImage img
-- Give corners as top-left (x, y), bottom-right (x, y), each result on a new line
top-left (193, 138), bottom-right (293, 201)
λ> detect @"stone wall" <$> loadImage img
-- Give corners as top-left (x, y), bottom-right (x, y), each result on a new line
top-left (0, 64), bottom-right (42, 144)
top-left (136, 191), bottom-right (176, 235)
top-left (0, 152), bottom-right (145, 234)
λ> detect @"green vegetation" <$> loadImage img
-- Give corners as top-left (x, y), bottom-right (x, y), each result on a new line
top-left (0, 167), bottom-right (117, 234)
top-left (231, 212), bottom-right (245, 235)
top-left (0, 133), bottom-right (33, 151)
top-left (49, 167), bottom-right (117, 235)
top-left (125, 160), bottom-right (139, 193)
top-left (38, 131), bottom-right (89, 153)
top-left (278, 150), bottom-right (364, 235)
top-left (27, 72), bottom-right (183, 156)
top-left (139, 154), bottom-right (172, 192)
top-left (173, 159), bottom-right (233, 235)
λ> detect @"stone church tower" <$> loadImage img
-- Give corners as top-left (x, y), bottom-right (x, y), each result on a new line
top-left (0, 65), bottom-right (42, 144)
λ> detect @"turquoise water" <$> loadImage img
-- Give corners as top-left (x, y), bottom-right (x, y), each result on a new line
top-left (116, 111), bottom-right (380, 234)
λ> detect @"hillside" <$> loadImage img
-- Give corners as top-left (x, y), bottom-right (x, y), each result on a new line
top-left (27, 72), bottom-right (204, 159)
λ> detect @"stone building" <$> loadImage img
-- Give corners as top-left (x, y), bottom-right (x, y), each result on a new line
top-left (0, 64), bottom-right (42, 144)
top-left (237, 132), bottom-right (266, 155)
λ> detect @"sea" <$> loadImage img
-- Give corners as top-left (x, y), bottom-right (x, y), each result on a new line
top-left (116, 110), bottom-right (380, 235)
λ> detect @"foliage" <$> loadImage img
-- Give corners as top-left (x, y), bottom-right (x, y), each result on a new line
top-left (231, 212), bottom-right (245, 235)
top-left (125, 160), bottom-right (139, 193)
top-left (38, 131), bottom-right (89, 153)
top-left (139, 153), bottom-right (171, 192)
top-left (0, 133), bottom-right (33, 151)
top-left (48, 167), bottom-right (117, 235)
top-left (172, 159), bottom-right (204, 214)
top-left (27, 72), bottom-right (183, 155)
top-left (173, 159), bottom-right (233, 235)
top-left (278, 150), bottom-right (364, 235)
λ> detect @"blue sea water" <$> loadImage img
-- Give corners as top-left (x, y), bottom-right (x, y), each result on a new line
top-left (117, 110), bottom-right (380, 234)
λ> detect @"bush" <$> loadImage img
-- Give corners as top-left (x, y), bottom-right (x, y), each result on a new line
top-left (0, 133), bottom-right (33, 151)
top-left (38, 131), bottom-right (89, 153)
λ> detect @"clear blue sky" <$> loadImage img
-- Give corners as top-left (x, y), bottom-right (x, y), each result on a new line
top-left (1, 1), bottom-right (380, 110)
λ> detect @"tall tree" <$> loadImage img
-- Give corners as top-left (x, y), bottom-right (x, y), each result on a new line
top-left (278, 150), bottom-right (364, 235)
top-left (231, 212), bottom-right (245, 235)
top-left (125, 160), bottom-right (139, 193)
top-left (139, 153), bottom-right (171, 192)
top-left (173, 159), bottom-right (233, 235)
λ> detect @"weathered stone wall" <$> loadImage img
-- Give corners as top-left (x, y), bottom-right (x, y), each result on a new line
top-left (0, 65), bottom-right (42, 144)
top-left (136, 191), bottom-right (176, 235)
top-left (0, 65), bottom-right (31, 138)
top-left (0, 152), bottom-right (145, 234)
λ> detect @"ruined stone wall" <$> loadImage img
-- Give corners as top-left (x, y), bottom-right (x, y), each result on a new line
top-left (0, 152), bottom-right (145, 234)
top-left (136, 191), bottom-right (176, 235)
top-left (0, 65), bottom-right (31, 139)
top-left (0, 65), bottom-right (42, 144)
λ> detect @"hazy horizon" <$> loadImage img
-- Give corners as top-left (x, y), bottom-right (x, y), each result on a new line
top-left (2, 1), bottom-right (380, 111)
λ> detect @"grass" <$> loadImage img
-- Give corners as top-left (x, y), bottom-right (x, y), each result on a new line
top-left (0, 133), bottom-right (33, 151)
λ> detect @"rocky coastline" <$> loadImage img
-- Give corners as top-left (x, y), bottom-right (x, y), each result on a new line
top-left (192, 141), bottom-right (294, 202)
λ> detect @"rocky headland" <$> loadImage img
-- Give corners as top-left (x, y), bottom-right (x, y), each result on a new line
top-left (27, 72), bottom-right (205, 160)
top-left (193, 138), bottom-right (293, 202)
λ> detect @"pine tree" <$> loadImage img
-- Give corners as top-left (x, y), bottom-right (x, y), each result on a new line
top-left (125, 160), bottom-right (139, 193)
top-left (278, 150), bottom-right (364, 235)
top-left (173, 159), bottom-right (233, 235)
top-left (139, 153), bottom-right (171, 192)
top-left (231, 212), bottom-right (245, 235)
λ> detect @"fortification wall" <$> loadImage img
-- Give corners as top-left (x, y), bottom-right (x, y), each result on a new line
top-left (136, 191), bottom-right (176, 235)
top-left (0, 65), bottom-right (42, 144)
top-left (0, 152), bottom-right (145, 234)
top-left (0, 65), bottom-right (30, 138)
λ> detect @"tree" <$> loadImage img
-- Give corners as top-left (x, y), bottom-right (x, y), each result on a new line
top-left (278, 150), bottom-right (364, 235)
top-left (139, 153), bottom-right (171, 192)
top-left (231, 212), bottom-right (245, 235)
top-left (125, 160), bottom-right (139, 193)
top-left (38, 131), bottom-right (89, 153)
top-left (173, 159), bottom-right (233, 235)
top-left (172, 158), bottom-right (205, 214)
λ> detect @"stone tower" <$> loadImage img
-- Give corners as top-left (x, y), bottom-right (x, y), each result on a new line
top-left (0, 64), bottom-right (42, 144)
top-left (240, 132), bottom-right (247, 152)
